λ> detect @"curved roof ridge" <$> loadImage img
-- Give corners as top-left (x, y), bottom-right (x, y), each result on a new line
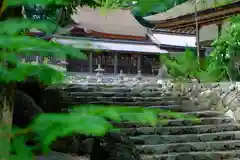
top-left (71, 6), bottom-right (147, 37)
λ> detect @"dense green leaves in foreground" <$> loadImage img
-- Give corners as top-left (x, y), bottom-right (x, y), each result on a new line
top-left (0, 17), bottom-right (87, 82)
top-left (8, 105), bottom-right (198, 158)
top-left (0, 18), bottom-right (57, 35)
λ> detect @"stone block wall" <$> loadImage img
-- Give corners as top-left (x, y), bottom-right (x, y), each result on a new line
top-left (171, 81), bottom-right (240, 121)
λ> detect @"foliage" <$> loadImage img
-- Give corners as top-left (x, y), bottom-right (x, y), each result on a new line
top-left (131, 0), bottom-right (188, 17)
top-left (160, 49), bottom-right (199, 81)
top-left (0, 0), bottom-right (200, 159)
top-left (160, 15), bottom-right (240, 82)
top-left (160, 49), bottom-right (229, 82)
top-left (210, 15), bottom-right (240, 81)
top-left (9, 105), bottom-right (198, 157)
top-left (13, 0), bottom-right (190, 16)
top-left (16, 0), bottom-right (191, 27)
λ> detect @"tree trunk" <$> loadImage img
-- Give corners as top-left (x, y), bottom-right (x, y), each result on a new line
top-left (0, 85), bottom-right (14, 160)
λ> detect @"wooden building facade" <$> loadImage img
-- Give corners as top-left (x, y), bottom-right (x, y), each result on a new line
top-left (50, 7), bottom-right (172, 75)
top-left (52, 7), bottom-right (198, 75)
top-left (53, 36), bottom-right (167, 75)
top-left (145, 1), bottom-right (240, 47)
top-left (66, 52), bottom-right (160, 75)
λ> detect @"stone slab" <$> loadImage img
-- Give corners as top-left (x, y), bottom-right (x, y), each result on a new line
top-left (141, 150), bottom-right (240, 160)
top-left (35, 151), bottom-right (89, 160)
top-left (114, 117), bottom-right (233, 128)
top-left (137, 140), bottom-right (240, 154)
top-left (130, 131), bottom-right (240, 145)
top-left (122, 124), bottom-right (240, 136)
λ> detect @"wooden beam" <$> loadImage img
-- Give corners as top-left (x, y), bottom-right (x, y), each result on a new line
top-left (89, 52), bottom-right (92, 73)
top-left (70, 27), bottom-right (146, 41)
top-left (153, 2), bottom-right (240, 29)
top-left (164, 14), bottom-right (230, 31)
top-left (182, 27), bottom-right (195, 33)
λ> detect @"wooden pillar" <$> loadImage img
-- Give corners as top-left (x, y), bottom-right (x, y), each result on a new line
top-left (217, 23), bottom-right (222, 38)
top-left (197, 24), bottom-right (207, 68)
top-left (137, 54), bottom-right (141, 71)
top-left (36, 55), bottom-right (39, 63)
top-left (89, 52), bottom-right (92, 73)
top-left (114, 52), bottom-right (118, 74)
top-left (194, 0), bottom-right (201, 64)
top-left (104, 54), bottom-right (107, 72)
top-left (196, 25), bottom-right (200, 59)
top-left (128, 54), bottom-right (131, 74)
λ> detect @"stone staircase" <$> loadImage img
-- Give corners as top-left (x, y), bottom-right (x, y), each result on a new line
top-left (43, 83), bottom-right (240, 159)
top-left (118, 108), bottom-right (240, 160)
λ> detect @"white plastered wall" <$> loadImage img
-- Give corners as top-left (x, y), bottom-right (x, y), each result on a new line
top-left (199, 20), bottom-right (230, 42)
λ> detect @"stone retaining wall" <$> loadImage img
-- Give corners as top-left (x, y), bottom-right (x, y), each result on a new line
top-left (170, 81), bottom-right (240, 121)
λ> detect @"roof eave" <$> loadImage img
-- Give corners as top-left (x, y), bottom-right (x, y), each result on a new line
top-left (150, 1), bottom-right (240, 29)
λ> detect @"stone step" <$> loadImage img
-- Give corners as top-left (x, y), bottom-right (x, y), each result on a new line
top-left (121, 110), bottom-right (224, 120)
top-left (121, 124), bottom-right (240, 136)
top-left (141, 150), bottom-right (240, 160)
top-left (114, 117), bottom-right (233, 128)
top-left (130, 131), bottom-right (240, 145)
top-left (63, 100), bottom-right (180, 107)
top-left (182, 110), bottom-right (223, 118)
top-left (35, 151), bottom-right (240, 160)
top-left (145, 105), bottom-right (215, 112)
top-left (65, 92), bottom-right (183, 101)
top-left (64, 96), bottom-right (181, 102)
top-left (137, 140), bottom-right (240, 154)
top-left (62, 90), bottom-right (183, 98)
top-left (35, 151), bottom-right (88, 160)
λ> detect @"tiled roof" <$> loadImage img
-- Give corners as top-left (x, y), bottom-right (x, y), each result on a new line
top-left (71, 7), bottom-right (146, 37)
top-left (144, 0), bottom-right (238, 22)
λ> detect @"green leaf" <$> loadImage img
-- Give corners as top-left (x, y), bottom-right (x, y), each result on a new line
top-left (132, 0), bottom-right (188, 17)
top-left (30, 114), bottom-right (113, 152)
top-left (71, 105), bottom-right (122, 122)
top-left (0, 52), bottom-right (19, 64)
top-left (71, 105), bottom-right (198, 125)
top-left (0, 35), bottom-right (86, 59)
top-left (71, 105), bottom-right (158, 124)
top-left (0, 63), bottom-right (64, 83)
top-left (11, 136), bottom-right (33, 160)
top-left (7, 0), bottom-right (69, 6)
top-left (0, 18), bottom-right (59, 35)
